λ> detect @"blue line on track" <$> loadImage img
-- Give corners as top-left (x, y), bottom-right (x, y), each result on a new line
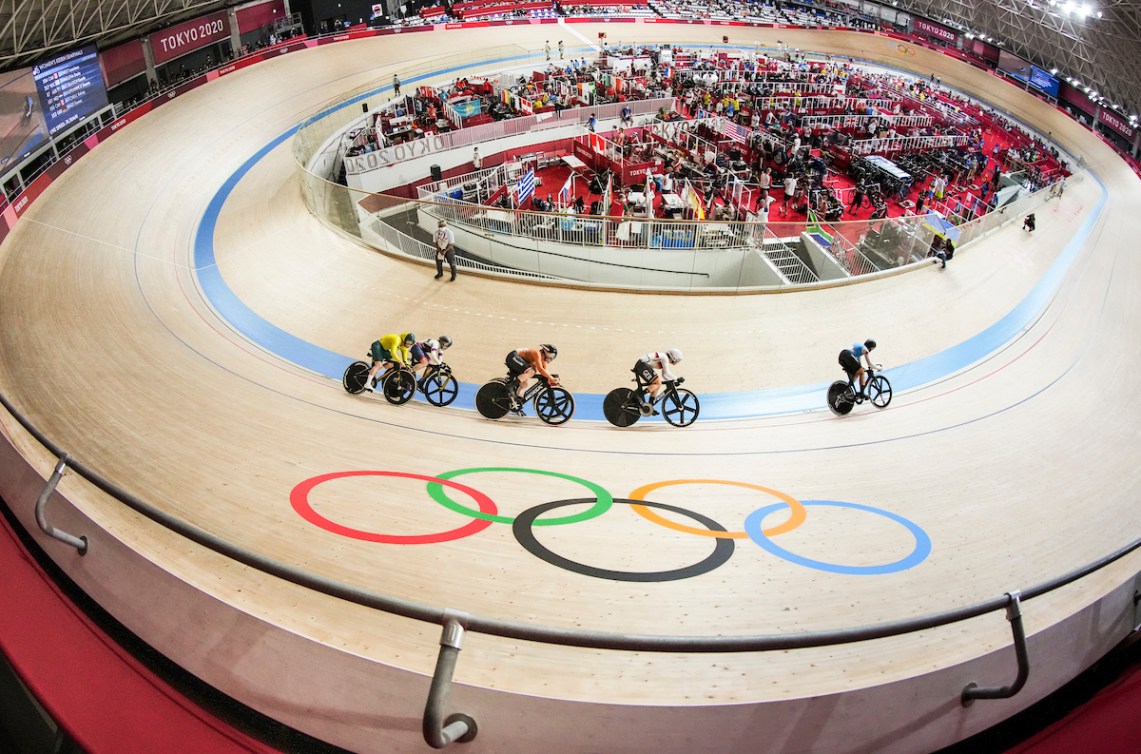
top-left (193, 46), bottom-right (1107, 422)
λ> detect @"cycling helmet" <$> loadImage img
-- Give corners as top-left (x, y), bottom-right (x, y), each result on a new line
top-left (403, 332), bottom-right (416, 345)
top-left (666, 348), bottom-right (683, 364)
top-left (864, 338), bottom-right (877, 351)
top-left (438, 335), bottom-right (453, 349)
top-left (540, 343), bottom-right (558, 359)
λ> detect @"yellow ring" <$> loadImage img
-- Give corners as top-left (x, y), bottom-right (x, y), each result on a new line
top-left (628, 479), bottom-right (807, 539)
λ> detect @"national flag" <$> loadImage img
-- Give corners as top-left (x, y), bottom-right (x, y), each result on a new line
top-left (589, 132), bottom-right (606, 154)
top-left (558, 174), bottom-right (573, 206)
top-left (806, 209), bottom-right (833, 243)
top-left (516, 168), bottom-right (536, 204)
top-left (722, 118), bottom-right (749, 143)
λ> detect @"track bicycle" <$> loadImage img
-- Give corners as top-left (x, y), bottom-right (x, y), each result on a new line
top-left (827, 364), bottom-right (892, 416)
top-left (602, 372), bottom-right (699, 428)
top-left (475, 373), bottom-right (574, 425)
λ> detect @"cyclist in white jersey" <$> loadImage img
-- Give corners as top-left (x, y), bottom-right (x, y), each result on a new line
top-left (635, 348), bottom-right (683, 413)
top-left (409, 335), bottom-right (453, 379)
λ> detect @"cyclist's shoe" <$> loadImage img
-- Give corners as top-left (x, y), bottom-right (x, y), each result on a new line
top-left (651, 409), bottom-right (660, 416)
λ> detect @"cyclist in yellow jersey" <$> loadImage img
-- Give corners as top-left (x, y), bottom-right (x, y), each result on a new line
top-left (364, 332), bottom-right (415, 391)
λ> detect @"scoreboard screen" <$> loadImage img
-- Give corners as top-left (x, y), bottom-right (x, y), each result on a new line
top-left (33, 44), bottom-right (110, 135)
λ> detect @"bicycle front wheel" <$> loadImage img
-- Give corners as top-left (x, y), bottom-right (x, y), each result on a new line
top-left (868, 375), bottom-right (892, 409)
top-left (662, 388), bottom-right (700, 427)
top-left (534, 387), bottom-right (575, 426)
top-left (422, 369), bottom-right (459, 407)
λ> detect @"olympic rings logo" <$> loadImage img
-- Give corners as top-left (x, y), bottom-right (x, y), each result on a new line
top-left (896, 43), bottom-right (917, 57)
top-left (291, 468), bottom-right (932, 581)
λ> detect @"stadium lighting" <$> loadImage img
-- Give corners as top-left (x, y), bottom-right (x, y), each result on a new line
top-left (1050, 68), bottom-right (1059, 74)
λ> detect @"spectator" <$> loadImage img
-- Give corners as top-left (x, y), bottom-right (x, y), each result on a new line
top-left (434, 219), bottom-right (457, 281)
top-left (393, 74), bottom-right (401, 97)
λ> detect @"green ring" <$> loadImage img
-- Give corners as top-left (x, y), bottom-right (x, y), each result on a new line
top-left (427, 467), bottom-right (613, 525)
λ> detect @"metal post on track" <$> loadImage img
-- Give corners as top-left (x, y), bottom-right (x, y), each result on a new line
top-left (961, 591), bottom-right (1029, 706)
top-left (422, 610), bottom-right (477, 748)
top-left (34, 455), bottom-right (88, 555)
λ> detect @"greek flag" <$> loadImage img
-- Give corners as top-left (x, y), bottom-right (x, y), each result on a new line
top-left (516, 168), bottom-right (536, 204)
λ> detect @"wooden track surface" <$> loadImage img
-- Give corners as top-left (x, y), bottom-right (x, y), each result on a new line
top-left (1, 22), bottom-right (1139, 743)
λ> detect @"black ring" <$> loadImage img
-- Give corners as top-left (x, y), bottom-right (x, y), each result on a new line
top-left (512, 498), bottom-right (734, 582)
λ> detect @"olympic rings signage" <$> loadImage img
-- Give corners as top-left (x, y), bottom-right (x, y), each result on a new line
top-left (291, 469), bottom-right (932, 581)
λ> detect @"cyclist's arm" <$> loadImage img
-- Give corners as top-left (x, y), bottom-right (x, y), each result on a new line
top-left (521, 348), bottom-right (554, 380)
top-left (428, 348), bottom-right (442, 366)
top-left (863, 352), bottom-right (875, 369)
top-left (656, 353), bottom-right (677, 382)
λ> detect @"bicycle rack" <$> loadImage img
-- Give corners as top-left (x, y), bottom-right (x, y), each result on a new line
top-left (422, 610), bottom-right (477, 748)
top-left (961, 591), bottom-right (1028, 706)
top-left (35, 455), bottom-right (88, 555)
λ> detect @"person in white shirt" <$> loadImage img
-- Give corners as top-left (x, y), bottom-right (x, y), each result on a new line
top-left (410, 335), bottom-right (453, 380)
top-left (781, 173), bottom-right (798, 215)
top-left (635, 349), bottom-right (684, 412)
top-left (434, 219), bottom-right (457, 281)
top-left (472, 147), bottom-right (482, 170)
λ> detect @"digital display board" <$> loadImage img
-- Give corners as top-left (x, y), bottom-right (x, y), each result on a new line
top-left (997, 49), bottom-right (1030, 83)
top-left (33, 44), bottom-right (109, 135)
top-left (1028, 66), bottom-right (1060, 98)
top-left (0, 67), bottom-right (50, 167)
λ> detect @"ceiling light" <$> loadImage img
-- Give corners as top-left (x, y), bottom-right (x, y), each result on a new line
top-left (1050, 68), bottom-right (1058, 74)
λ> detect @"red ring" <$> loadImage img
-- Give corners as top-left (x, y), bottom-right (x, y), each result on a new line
top-left (291, 471), bottom-right (497, 544)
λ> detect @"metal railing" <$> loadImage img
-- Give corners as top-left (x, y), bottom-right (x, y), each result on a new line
top-left (5, 385), bottom-right (1137, 748)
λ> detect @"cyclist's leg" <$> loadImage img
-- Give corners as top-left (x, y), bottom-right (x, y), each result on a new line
top-left (635, 360), bottom-right (658, 400)
top-left (365, 341), bottom-right (389, 388)
top-left (516, 368), bottom-right (535, 401)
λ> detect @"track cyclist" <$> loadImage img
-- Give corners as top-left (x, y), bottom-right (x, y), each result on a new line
top-left (838, 339), bottom-right (877, 398)
top-left (364, 331), bottom-right (416, 391)
top-left (410, 335), bottom-right (453, 379)
top-left (635, 348), bottom-right (683, 414)
top-left (505, 344), bottom-right (559, 416)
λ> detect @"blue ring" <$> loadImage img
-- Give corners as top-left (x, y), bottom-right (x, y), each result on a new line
top-left (743, 500), bottom-right (931, 575)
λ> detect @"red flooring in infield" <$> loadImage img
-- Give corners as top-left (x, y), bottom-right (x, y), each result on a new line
top-left (0, 510), bottom-right (277, 754)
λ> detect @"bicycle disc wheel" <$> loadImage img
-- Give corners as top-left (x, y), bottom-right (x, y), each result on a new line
top-left (603, 387), bottom-right (641, 427)
top-left (827, 380), bottom-right (855, 416)
top-left (422, 370), bottom-right (459, 407)
top-left (475, 380), bottom-right (511, 419)
top-left (868, 375), bottom-right (892, 409)
top-left (343, 361), bottom-right (370, 394)
top-left (534, 387), bottom-right (575, 426)
top-left (662, 388), bottom-right (700, 427)
top-left (382, 370), bottom-right (417, 405)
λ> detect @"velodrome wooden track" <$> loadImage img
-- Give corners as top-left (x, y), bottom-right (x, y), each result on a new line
top-left (1, 22), bottom-right (1139, 754)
